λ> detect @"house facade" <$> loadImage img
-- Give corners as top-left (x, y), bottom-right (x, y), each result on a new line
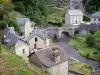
top-left (3, 27), bottom-right (30, 59)
top-left (16, 18), bottom-right (36, 40)
top-left (29, 30), bottom-right (50, 52)
top-left (91, 12), bottom-right (100, 25)
top-left (29, 46), bottom-right (68, 75)
top-left (65, 9), bottom-right (83, 26)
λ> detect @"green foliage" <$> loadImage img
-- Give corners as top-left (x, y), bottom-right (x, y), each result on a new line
top-left (83, 0), bottom-right (100, 13)
top-left (94, 31), bottom-right (100, 38)
top-left (0, 3), bottom-right (14, 20)
top-left (0, 21), bottom-right (7, 29)
top-left (13, 0), bottom-right (49, 26)
top-left (0, 0), bottom-right (11, 3)
top-left (69, 37), bottom-right (100, 61)
top-left (8, 20), bottom-right (21, 34)
top-left (57, 22), bottom-right (63, 27)
top-left (14, 1), bottom-right (25, 14)
top-left (83, 16), bottom-right (91, 22)
top-left (86, 34), bottom-right (95, 47)
top-left (0, 43), bottom-right (35, 75)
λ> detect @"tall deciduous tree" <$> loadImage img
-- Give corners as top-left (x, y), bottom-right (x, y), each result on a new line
top-left (86, 34), bottom-right (95, 47)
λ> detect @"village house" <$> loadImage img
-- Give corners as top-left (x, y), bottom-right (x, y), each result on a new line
top-left (74, 24), bottom-right (100, 36)
top-left (2, 27), bottom-right (30, 59)
top-left (28, 29), bottom-right (50, 52)
top-left (29, 45), bottom-right (68, 75)
top-left (65, 9), bottom-right (83, 26)
top-left (16, 18), bottom-right (36, 40)
top-left (91, 12), bottom-right (100, 25)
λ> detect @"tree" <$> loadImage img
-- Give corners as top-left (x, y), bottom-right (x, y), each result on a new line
top-left (86, 34), bottom-right (95, 47)
top-left (13, 0), bottom-right (49, 26)
top-left (0, 21), bottom-right (7, 29)
top-left (8, 20), bottom-right (21, 34)
top-left (14, 1), bottom-right (25, 14)
top-left (0, 3), bottom-right (14, 20)
top-left (83, 16), bottom-right (91, 22)
top-left (94, 31), bottom-right (100, 38)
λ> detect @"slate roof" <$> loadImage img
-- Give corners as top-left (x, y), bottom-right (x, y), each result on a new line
top-left (91, 12), bottom-right (100, 18)
top-left (29, 47), bottom-right (68, 68)
top-left (30, 30), bottom-right (48, 41)
top-left (68, 9), bottom-right (83, 15)
top-left (4, 27), bottom-right (14, 36)
top-left (3, 32), bottom-right (19, 47)
top-left (91, 69), bottom-right (100, 75)
top-left (16, 18), bottom-right (30, 25)
top-left (76, 24), bottom-right (100, 31)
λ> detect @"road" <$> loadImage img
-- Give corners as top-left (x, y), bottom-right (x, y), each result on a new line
top-left (54, 34), bottom-right (100, 69)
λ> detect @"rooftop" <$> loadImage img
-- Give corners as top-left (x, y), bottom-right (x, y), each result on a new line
top-left (68, 9), bottom-right (83, 15)
top-left (29, 30), bottom-right (48, 40)
top-left (91, 12), bottom-right (100, 18)
top-left (16, 18), bottom-right (30, 25)
top-left (29, 46), bottom-right (68, 68)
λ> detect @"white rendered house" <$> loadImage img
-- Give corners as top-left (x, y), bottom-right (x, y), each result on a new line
top-left (29, 46), bottom-right (68, 75)
top-left (29, 30), bottom-right (50, 52)
top-left (65, 9), bottom-right (83, 26)
top-left (91, 12), bottom-right (100, 25)
top-left (3, 27), bottom-right (30, 59)
top-left (16, 18), bottom-right (36, 40)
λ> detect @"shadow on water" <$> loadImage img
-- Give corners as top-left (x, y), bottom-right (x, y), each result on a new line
top-left (54, 33), bottom-right (100, 70)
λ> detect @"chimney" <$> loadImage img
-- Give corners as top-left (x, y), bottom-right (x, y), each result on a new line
top-left (51, 45), bottom-right (60, 63)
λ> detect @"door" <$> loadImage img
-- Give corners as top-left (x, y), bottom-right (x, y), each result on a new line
top-left (34, 43), bottom-right (37, 49)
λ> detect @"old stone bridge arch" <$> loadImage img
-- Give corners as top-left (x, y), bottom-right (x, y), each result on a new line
top-left (45, 26), bottom-right (79, 39)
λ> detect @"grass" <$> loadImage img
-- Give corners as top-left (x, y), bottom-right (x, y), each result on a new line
top-left (68, 58), bottom-right (77, 64)
top-left (31, 64), bottom-right (51, 75)
top-left (69, 37), bottom-right (100, 61)
top-left (47, 7), bottom-right (65, 23)
top-left (0, 43), bottom-right (35, 75)
top-left (69, 63), bottom-right (91, 75)
top-left (7, 11), bottom-right (26, 20)
top-left (69, 58), bottom-right (91, 74)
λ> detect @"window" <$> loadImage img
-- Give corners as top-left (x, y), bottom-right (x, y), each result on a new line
top-left (22, 49), bottom-right (25, 54)
top-left (94, 18), bottom-right (96, 21)
top-left (76, 20), bottom-right (77, 23)
top-left (98, 18), bottom-right (100, 21)
top-left (35, 37), bottom-right (38, 42)
top-left (34, 43), bottom-right (37, 49)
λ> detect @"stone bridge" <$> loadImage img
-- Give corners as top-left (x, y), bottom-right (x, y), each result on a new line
top-left (45, 25), bottom-right (79, 39)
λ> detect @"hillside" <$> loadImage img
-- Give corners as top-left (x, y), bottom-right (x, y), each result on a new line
top-left (0, 43), bottom-right (35, 75)
top-left (83, 0), bottom-right (100, 13)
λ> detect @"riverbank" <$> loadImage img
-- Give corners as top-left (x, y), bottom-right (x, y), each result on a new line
top-left (69, 37), bottom-right (100, 61)
top-left (69, 58), bottom-right (92, 75)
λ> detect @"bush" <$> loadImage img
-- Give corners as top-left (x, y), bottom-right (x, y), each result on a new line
top-left (86, 53), bottom-right (89, 58)
top-left (94, 31), bottom-right (100, 38)
top-left (83, 16), bottom-right (91, 22)
top-left (57, 22), bottom-right (63, 27)
top-left (93, 52), bottom-right (98, 54)
top-left (8, 20), bottom-right (21, 34)
top-left (0, 21), bottom-right (7, 29)
top-left (94, 43), bottom-right (100, 51)
top-left (14, 1), bottom-right (25, 14)
top-left (86, 34), bottom-right (95, 47)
